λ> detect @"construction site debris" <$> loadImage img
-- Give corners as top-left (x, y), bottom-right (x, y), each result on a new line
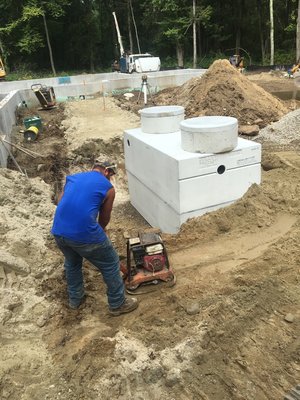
top-left (238, 124), bottom-right (260, 136)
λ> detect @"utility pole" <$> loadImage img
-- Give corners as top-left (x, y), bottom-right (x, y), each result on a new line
top-left (270, 0), bottom-right (274, 65)
top-left (193, 0), bottom-right (197, 68)
top-left (129, 0), bottom-right (141, 54)
top-left (43, 12), bottom-right (56, 76)
top-left (297, 0), bottom-right (300, 61)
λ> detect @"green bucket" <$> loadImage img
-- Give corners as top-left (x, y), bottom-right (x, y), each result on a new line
top-left (23, 116), bottom-right (42, 130)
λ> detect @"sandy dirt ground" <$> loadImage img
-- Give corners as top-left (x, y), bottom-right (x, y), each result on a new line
top-left (1, 60), bottom-right (300, 400)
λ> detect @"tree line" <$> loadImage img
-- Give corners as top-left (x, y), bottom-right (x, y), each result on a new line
top-left (0, 0), bottom-right (299, 76)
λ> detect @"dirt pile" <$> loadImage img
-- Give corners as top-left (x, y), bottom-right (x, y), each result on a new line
top-left (155, 59), bottom-right (288, 127)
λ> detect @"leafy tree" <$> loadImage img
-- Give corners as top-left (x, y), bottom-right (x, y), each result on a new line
top-left (297, 0), bottom-right (300, 60)
top-left (142, 0), bottom-right (212, 67)
top-left (1, 0), bottom-right (300, 75)
top-left (0, 0), bottom-right (70, 74)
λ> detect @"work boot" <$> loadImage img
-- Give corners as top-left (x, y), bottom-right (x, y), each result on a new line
top-left (109, 297), bottom-right (138, 316)
top-left (69, 295), bottom-right (86, 310)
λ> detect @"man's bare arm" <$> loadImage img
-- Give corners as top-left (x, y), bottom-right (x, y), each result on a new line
top-left (98, 187), bottom-right (115, 229)
top-left (56, 189), bottom-right (64, 204)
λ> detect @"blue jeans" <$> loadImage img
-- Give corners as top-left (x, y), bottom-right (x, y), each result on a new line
top-left (54, 236), bottom-right (125, 309)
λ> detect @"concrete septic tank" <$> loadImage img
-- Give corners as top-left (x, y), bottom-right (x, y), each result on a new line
top-left (124, 111), bottom-right (261, 234)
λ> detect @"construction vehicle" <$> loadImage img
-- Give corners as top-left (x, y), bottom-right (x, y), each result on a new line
top-left (120, 53), bottom-right (161, 74)
top-left (0, 57), bottom-right (6, 80)
top-left (229, 54), bottom-right (244, 72)
top-left (112, 12), bottom-right (160, 74)
top-left (291, 62), bottom-right (300, 75)
top-left (31, 83), bottom-right (56, 109)
top-left (121, 231), bottom-right (175, 294)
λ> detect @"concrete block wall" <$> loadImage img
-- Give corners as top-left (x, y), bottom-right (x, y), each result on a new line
top-left (0, 69), bottom-right (206, 96)
top-left (0, 89), bottom-right (38, 167)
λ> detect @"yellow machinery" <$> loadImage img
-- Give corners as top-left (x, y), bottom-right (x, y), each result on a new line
top-left (291, 63), bottom-right (300, 75)
top-left (24, 126), bottom-right (39, 142)
top-left (229, 55), bottom-right (244, 72)
top-left (0, 57), bottom-right (6, 80)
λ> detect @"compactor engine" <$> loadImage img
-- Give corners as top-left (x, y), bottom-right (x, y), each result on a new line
top-left (123, 232), bottom-right (175, 294)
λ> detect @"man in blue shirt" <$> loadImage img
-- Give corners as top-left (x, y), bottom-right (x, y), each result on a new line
top-left (51, 158), bottom-right (138, 316)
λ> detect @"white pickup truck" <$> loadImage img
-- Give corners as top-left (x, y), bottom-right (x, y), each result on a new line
top-left (119, 53), bottom-right (161, 74)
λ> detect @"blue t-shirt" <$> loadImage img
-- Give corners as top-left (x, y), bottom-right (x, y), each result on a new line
top-left (51, 171), bottom-right (113, 243)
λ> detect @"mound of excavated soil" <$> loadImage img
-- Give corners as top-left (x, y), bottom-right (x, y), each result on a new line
top-left (0, 169), bottom-right (56, 275)
top-left (155, 59), bottom-right (288, 127)
top-left (0, 168), bottom-right (60, 328)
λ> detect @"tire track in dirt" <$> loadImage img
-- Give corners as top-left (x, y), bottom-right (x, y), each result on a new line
top-left (170, 213), bottom-right (297, 279)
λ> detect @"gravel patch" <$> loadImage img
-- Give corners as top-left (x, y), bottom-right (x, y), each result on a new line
top-left (255, 108), bottom-right (300, 145)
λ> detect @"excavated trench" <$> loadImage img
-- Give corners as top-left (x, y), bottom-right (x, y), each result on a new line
top-left (8, 104), bottom-right (69, 201)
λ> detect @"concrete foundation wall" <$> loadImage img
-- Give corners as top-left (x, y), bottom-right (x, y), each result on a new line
top-left (0, 69), bottom-right (205, 96)
top-left (0, 89), bottom-right (38, 167)
top-left (0, 69), bottom-right (206, 167)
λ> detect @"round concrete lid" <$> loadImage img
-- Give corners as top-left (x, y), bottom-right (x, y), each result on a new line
top-left (180, 116), bottom-right (238, 132)
top-left (139, 105), bottom-right (184, 118)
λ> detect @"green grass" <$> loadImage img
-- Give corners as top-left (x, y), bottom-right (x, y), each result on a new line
top-left (4, 67), bottom-right (113, 81)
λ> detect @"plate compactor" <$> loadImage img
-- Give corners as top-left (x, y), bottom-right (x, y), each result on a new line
top-left (121, 232), bottom-right (176, 294)
top-left (31, 83), bottom-right (56, 110)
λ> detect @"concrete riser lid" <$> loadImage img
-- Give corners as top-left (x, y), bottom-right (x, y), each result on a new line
top-left (180, 116), bottom-right (238, 154)
top-left (139, 105), bottom-right (185, 134)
